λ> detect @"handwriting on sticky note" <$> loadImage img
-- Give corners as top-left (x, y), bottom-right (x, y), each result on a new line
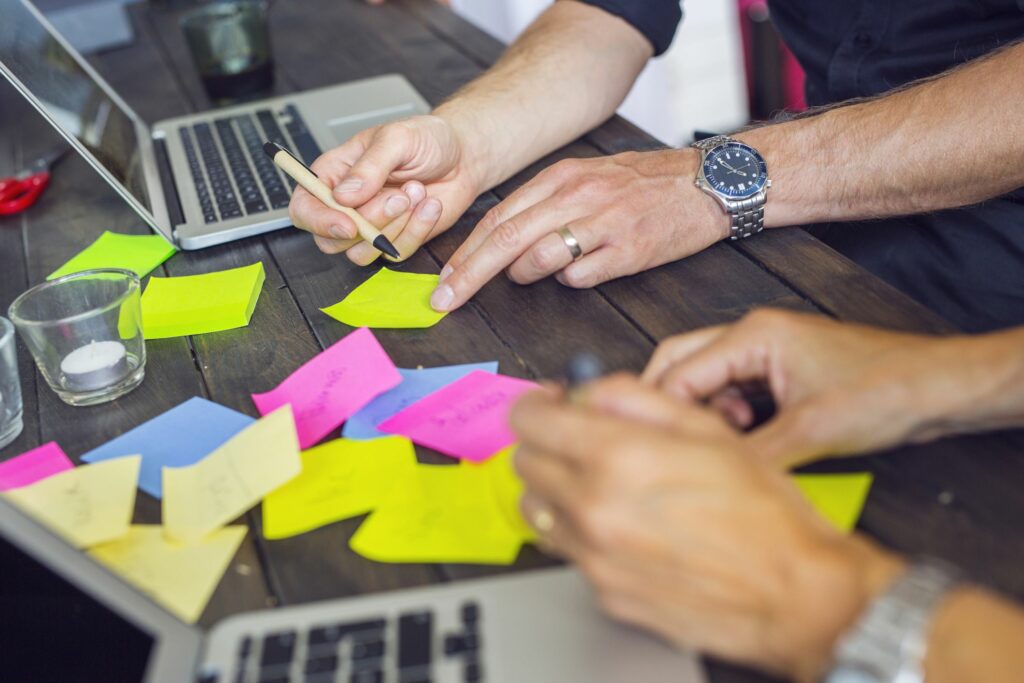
top-left (320, 268), bottom-right (447, 329)
top-left (262, 436), bottom-right (417, 539)
top-left (379, 370), bottom-right (538, 462)
top-left (141, 262), bottom-right (265, 339)
top-left (252, 328), bottom-right (402, 449)
top-left (343, 362), bottom-right (499, 440)
top-left (349, 463), bottom-right (525, 565)
top-left (0, 442), bottom-right (74, 491)
top-left (162, 406), bottom-right (301, 543)
top-left (82, 397), bottom-right (255, 499)
top-left (89, 525), bottom-right (246, 623)
top-left (3, 456), bottom-right (140, 548)
top-left (793, 473), bottom-right (873, 533)
top-left (49, 231), bottom-right (177, 280)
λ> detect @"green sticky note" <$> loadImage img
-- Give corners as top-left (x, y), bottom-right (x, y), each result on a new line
top-left (262, 436), bottom-right (417, 540)
top-left (49, 231), bottom-right (177, 280)
top-left (141, 262), bottom-right (265, 339)
top-left (793, 473), bottom-right (873, 533)
top-left (321, 268), bottom-right (447, 329)
top-left (349, 463), bottom-right (525, 565)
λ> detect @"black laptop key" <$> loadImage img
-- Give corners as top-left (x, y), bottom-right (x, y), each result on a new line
top-left (303, 655), bottom-right (338, 675)
top-left (350, 671), bottom-right (383, 683)
top-left (257, 109), bottom-right (288, 146)
top-left (461, 602), bottom-right (480, 625)
top-left (245, 200), bottom-right (268, 214)
top-left (398, 611), bottom-right (434, 669)
top-left (352, 638), bottom-right (385, 660)
top-left (444, 632), bottom-right (479, 656)
top-left (464, 661), bottom-right (483, 682)
top-left (260, 631), bottom-right (297, 667)
top-left (270, 195), bottom-right (291, 210)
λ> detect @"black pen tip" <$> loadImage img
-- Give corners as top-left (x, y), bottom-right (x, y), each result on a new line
top-left (373, 235), bottom-right (401, 260)
top-left (263, 141), bottom-right (283, 160)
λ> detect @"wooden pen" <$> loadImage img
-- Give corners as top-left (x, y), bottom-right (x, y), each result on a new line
top-left (262, 141), bottom-right (401, 259)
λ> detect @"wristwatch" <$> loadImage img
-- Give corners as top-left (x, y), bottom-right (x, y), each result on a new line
top-left (691, 135), bottom-right (771, 240)
top-left (823, 560), bottom-right (961, 683)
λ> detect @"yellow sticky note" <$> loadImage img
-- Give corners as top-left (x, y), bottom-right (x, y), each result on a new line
top-left (474, 445), bottom-right (537, 543)
top-left (321, 268), bottom-right (447, 329)
top-left (262, 436), bottom-right (417, 540)
top-left (49, 231), bottom-right (177, 280)
top-left (3, 456), bottom-right (140, 548)
top-left (89, 525), bottom-right (246, 623)
top-left (141, 262), bottom-right (265, 339)
top-left (163, 406), bottom-right (301, 543)
top-left (349, 463), bottom-right (524, 565)
top-left (793, 473), bottom-right (873, 533)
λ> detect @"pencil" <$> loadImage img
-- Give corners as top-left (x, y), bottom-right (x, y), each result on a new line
top-left (262, 141), bottom-right (401, 259)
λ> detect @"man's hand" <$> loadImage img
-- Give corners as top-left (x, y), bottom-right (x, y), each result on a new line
top-left (429, 148), bottom-right (729, 311)
top-left (510, 375), bottom-right (904, 682)
top-left (643, 309), bottom-right (1024, 467)
top-left (289, 115), bottom-right (480, 264)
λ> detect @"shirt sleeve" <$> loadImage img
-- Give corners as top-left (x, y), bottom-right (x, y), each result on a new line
top-left (572, 0), bottom-right (683, 56)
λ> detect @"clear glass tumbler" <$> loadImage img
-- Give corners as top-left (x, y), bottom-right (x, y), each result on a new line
top-left (181, 0), bottom-right (274, 102)
top-left (0, 317), bottom-right (24, 449)
top-left (8, 269), bottom-right (146, 407)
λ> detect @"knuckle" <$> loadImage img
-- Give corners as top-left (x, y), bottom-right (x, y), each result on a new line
top-left (492, 219), bottom-right (522, 251)
top-left (527, 243), bottom-right (560, 274)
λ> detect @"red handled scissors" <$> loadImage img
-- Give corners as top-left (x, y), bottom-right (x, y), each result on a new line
top-left (0, 146), bottom-right (69, 216)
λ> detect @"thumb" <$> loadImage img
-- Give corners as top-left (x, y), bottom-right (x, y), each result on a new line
top-left (332, 126), bottom-right (413, 206)
top-left (744, 401), bottom-right (835, 470)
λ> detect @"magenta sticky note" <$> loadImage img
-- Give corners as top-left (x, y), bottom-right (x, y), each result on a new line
top-left (0, 442), bottom-right (74, 491)
top-left (251, 328), bottom-right (402, 449)
top-left (379, 370), bottom-right (539, 462)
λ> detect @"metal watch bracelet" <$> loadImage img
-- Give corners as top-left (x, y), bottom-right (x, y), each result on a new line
top-left (691, 135), bottom-right (766, 241)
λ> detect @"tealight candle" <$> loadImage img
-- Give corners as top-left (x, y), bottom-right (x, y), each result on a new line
top-left (60, 340), bottom-right (130, 392)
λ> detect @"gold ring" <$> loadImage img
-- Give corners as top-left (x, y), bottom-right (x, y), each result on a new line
top-left (557, 227), bottom-right (583, 261)
top-left (531, 507), bottom-right (556, 534)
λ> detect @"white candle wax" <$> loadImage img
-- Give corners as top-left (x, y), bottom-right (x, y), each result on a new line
top-left (60, 340), bottom-right (130, 392)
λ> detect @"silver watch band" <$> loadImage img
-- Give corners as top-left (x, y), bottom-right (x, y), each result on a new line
top-left (691, 135), bottom-right (766, 240)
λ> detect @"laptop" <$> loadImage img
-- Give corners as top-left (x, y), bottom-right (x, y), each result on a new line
top-left (0, 495), bottom-right (707, 683)
top-left (0, 0), bottom-right (430, 249)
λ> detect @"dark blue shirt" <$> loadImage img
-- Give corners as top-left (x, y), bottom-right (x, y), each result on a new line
top-left (578, 0), bottom-right (1024, 105)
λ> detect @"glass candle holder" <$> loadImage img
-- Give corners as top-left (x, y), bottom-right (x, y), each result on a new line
top-left (0, 317), bottom-right (24, 449)
top-left (181, 0), bottom-right (274, 103)
top-left (8, 269), bottom-right (146, 407)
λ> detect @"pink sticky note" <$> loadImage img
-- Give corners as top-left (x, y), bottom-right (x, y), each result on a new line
top-left (0, 442), bottom-right (74, 491)
top-left (379, 370), bottom-right (538, 462)
top-left (251, 328), bottom-right (402, 449)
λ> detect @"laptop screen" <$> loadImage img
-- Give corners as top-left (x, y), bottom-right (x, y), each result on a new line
top-left (0, 0), bottom-right (150, 212)
top-left (0, 531), bottom-right (157, 682)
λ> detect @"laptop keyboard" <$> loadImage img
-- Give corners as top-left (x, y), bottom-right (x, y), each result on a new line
top-left (223, 602), bottom-right (483, 683)
top-left (178, 106), bottom-right (323, 224)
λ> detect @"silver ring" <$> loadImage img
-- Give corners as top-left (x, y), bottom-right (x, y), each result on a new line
top-left (531, 507), bottom-right (556, 534)
top-left (557, 226), bottom-right (583, 261)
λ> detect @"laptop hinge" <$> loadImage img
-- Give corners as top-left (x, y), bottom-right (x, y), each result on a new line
top-left (152, 135), bottom-right (186, 228)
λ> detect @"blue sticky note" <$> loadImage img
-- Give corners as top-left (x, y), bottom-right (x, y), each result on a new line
top-left (342, 362), bottom-right (499, 440)
top-left (80, 396), bottom-right (255, 499)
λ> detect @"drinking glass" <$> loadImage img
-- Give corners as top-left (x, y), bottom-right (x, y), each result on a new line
top-left (181, 0), bottom-right (274, 102)
top-left (0, 317), bottom-right (23, 449)
top-left (8, 269), bottom-right (146, 407)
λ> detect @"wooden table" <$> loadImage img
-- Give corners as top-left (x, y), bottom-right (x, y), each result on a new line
top-left (2, 2), bottom-right (1022, 681)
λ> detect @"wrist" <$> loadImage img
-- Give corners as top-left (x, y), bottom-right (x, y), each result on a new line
top-left (432, 105), bottom-right (504, 196)
top-left (680, 147), bottom-right (733, 243)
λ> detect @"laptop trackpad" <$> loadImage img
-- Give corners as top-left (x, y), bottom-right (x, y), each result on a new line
top-left (326, 104), bottom-right (421, 145)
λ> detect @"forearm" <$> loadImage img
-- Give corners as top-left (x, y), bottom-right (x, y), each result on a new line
top-left (435, 0), bottom-right (651, 193)
top-left (737, 41), bottom-right (1024, 227)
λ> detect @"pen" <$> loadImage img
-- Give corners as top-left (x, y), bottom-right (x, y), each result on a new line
top-left (565, 352), bottom-right (604, 401)
top-left (262, 141), bottom-right (401, 260)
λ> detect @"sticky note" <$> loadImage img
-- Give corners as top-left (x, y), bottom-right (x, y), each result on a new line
top-left (89, 525), bottom-right (246, 623)
top-left (379, 370), bottom-right (538, 462)
top-left (343, 362), bottom-right (499, 440)
top-left (48, 231), bottom-right (177, 280)
top-left (262, 436), bottom-right (417, 540)
top-left (349, 463), bottom-right (525, 565)
top-left (3, 456), bottom-right (140, 548)
top-left (162, 406), bottom-right (302, 543)
top-left (321, 268), bottom-right (448, 329)
top-left (81, 397), bottom-right (255, 499)
top-left (794, 473), bottom-right (873, 533)
top-left (0, 442), bottom-right (74, 491)
top-left (476, 445), bottom-right (537, 543)
top-left (141, 262), bottom-right (265, 339)
top-left (252, 328), bottom-right (402, 449)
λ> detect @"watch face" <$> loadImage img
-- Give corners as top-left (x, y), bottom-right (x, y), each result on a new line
top-left (702, 142), bottom-right (768, 199)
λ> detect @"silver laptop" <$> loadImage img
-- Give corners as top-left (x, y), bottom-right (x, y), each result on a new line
top-left (0, 0), bottom-right (430, 249)
top-left (0, 494), bottom-right (707, 682)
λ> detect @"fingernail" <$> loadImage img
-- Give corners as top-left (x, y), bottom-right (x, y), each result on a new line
top-left (329, 225), bottom-right (348, 239)
top-left (405, 183), bottom-right (426, 205)
top-left (420, 198), bottom-right (442, 220)
top-left (335, 178), bottom-right (363, 195)
top-left (430, 283), bottom-right (454, 311)
top-left (385, 194), bottom-right (410, 218)
top-left (439, 264), bottom-right (453, 282)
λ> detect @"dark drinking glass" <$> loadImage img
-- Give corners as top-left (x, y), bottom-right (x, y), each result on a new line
top-left (181, 0), bottom-right (274, 103)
